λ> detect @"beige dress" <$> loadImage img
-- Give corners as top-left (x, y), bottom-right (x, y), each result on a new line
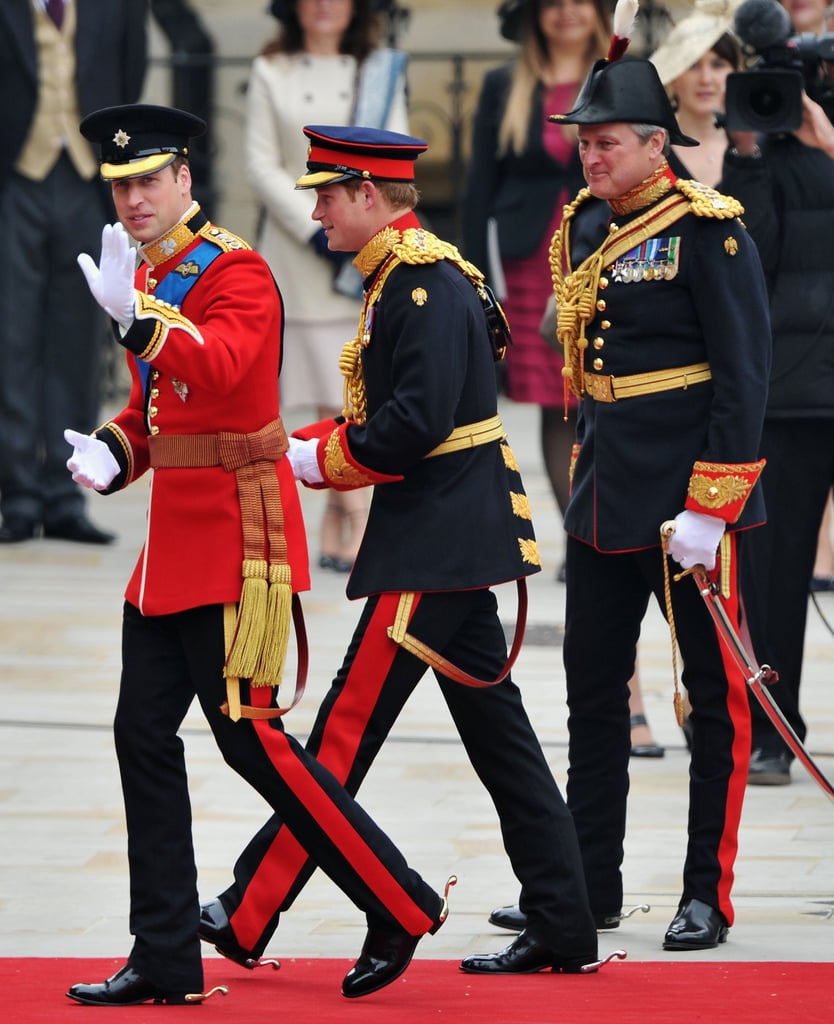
top-left (245, 50), bottom-right (408, 410)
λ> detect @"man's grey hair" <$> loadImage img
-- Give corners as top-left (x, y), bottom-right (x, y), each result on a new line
top-left (631, 123), bottom-right (671, 155)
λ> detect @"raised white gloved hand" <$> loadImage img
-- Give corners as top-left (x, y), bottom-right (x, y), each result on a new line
top-left (286, 436), bottom-right (324, 485)
top-left (666, 509), bottom-right (726, 571)
top-left (77, 223), bottom-right (136, 328)
top-left (64, 428), bottom-right (120, 491)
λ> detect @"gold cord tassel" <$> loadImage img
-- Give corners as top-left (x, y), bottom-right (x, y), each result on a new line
top-left (225, 558), bottom-right (269, 680)
top-left (252, 563), bottom-right (293, 686)
top-left (660, 527), bottom-right (685, 727)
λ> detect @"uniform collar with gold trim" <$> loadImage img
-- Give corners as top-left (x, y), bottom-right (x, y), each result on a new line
top-left (139, 203), bottom-right (208, 268)
top-left (354, 211), bottom-right (422, 280)
top-left (608, 161), bottom-right (677, 217)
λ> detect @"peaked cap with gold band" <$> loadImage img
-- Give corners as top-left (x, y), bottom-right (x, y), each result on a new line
top-left (295, 124), bottom-right (428, 189)
top-left (80, 103), bottom-right (206, 180)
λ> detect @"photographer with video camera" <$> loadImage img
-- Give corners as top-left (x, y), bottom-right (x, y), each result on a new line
top-left (719, 0), bottom-right (834, 786)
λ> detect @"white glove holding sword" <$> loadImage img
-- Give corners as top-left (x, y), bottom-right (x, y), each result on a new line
top-left (664, 510), bottom-right (726, 571)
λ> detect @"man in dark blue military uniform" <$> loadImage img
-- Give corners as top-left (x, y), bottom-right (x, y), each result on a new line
top-left (489, 52), bottom-right (771, 954)
top-left (198, 124), bottom-right (607, 977)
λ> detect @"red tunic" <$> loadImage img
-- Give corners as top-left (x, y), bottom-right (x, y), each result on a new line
top-left (98, 212), bottom-right (309, 615)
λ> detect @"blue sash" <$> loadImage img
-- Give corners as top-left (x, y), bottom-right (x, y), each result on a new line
top-left (135, 239), bottom-right (223, 392)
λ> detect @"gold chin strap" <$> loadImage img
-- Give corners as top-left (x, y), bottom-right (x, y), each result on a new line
top-left (386, 582), bottom-right (528, 689)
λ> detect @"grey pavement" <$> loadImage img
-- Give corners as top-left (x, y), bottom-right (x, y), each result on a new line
top-left (1, 397), bottom-right (832, 966)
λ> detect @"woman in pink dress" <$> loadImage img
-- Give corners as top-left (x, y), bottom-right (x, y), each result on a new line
top-left (463, 0), bottom-right (611, 557)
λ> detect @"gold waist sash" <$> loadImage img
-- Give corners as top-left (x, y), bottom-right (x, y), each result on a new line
top-left (585, 362), bottom-right (711, 403)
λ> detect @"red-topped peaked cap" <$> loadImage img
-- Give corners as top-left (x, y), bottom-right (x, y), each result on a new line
top-left (295, 125), bottom-right (429, 190)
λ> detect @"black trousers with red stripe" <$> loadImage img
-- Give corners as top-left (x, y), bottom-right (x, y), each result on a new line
top-left (563, 536), bottom-right (751, 927)
top-left (114, 601), bottom-right (442, 992)
top-left (216, 587), bottom-right (598, 960)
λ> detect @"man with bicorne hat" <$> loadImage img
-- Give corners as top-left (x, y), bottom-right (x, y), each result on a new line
top-left (484, 0), bottom-right (771, 954)
top-left (62, 102), bottom-right (451, 1005)
top-left (197, 121), bottom-right (622, 978)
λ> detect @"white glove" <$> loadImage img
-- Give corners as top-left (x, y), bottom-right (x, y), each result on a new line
top-left (666, 509), bottom-right (726, 571)
top-left (64, 428), bottom-right (120, 491)
top-left (286, 436), bottom-right (324, 485)
top-left (77, 223), bottom-right (136, 328)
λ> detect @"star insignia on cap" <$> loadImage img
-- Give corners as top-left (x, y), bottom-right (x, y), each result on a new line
top-left (113, 129), bottom-right (131, 149)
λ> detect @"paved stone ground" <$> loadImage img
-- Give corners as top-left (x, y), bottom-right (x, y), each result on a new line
top-left (1, 397), bottom-right (832, 967)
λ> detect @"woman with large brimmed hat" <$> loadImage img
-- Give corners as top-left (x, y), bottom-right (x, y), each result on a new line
top-left (649, 0), bottom-right (745, 186)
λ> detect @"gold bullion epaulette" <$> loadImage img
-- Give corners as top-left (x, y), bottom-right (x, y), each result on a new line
top-left (392, 228), bottom-right (485, 285)
top-left (675, 180), bottom-right (743, 219)
top-left (198, 222), bottom-right (252, 252)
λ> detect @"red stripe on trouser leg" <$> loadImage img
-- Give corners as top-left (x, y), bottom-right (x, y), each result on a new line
top-left (246, 691), bottom-right (434, 936)
top-left (711, 535), bottom-right (751, 927)
top-left (231, 593), bottom-right (416, 947)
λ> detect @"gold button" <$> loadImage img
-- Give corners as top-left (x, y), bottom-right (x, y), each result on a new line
top-left (599, 277), bottom-right (609, 290)
top-left (152, 370), bottom-right (160, 380)
top-left (609, 222), bottom-right (618, 233)
top-left (150, 388), bottom-right (159, 399)
top-left (150, 425), bottom-right (160, 435)
top-left (601, 319), bottom-right (611, 330)
top-left (596, 299), bottom-right (606, 311)
top-left (593, 337), bottom-right (605, 350)
top-left (149, 406), bottom-right (158, 418)
top-left (708, 486), bottom-right (719, 499)
top-left (593, 357), bottom-right (604, 370)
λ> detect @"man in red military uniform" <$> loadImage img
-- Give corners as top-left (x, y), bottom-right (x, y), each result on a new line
top-left (62, 103), bottom-right (448, 1006)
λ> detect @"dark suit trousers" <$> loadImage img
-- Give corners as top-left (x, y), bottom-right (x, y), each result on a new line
top-left (115, 601), bottom-right (441, 992)
top-left (217, 588), bottom-right (598, 959)
top-left (741, 418), bottom-right (834, 755)
top-left (0, 154), bottom-right (107, 524)
top-left (563, 535), bottom-right (751, 927)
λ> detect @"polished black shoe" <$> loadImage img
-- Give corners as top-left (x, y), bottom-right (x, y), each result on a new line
top-left (488, 903), bottom-right (624, 933)
top-left (198, 899), bottom-right (280, 970)
top-left (663, 898), bottom-right (728, 950)
top-left (66, 964), bottom-right (192, 1006)
top-left (342, 927), bottom-right (421, 998)
top-left (0, 516), bottom-right (37, 543)
top-left (461, 930), bottom-right (600, 975)
top-left (748, 748), bottom-right (791, 786)
top-left (43, 514), bottom-right (115, 544)
top-left (488, 904), bottom-right (527, 931)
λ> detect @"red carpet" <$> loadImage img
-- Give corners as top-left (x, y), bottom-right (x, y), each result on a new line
top-left (3, 958), bottom-right (831, 1023)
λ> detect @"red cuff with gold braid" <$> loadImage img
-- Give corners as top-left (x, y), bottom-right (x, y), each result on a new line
top-left (291, 417), bottom-right (341, 442)
top-left (318, 421), bottom-right (403, 492)
top-left (684, 458), bottom-right (765, 524)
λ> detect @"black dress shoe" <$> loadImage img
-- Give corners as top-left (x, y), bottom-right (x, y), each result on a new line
top-left (663, 898), bottom-right (728, 950)
top-left (342, 926), bottom-right (421, 998)
top-left (748, 748), bottom-right (791, 786)
top-left (488, 904), bottom-right (526, 931)
top-left (0, 516), bottom-right (37, 543)
top-left (66, 964), bottom-right (192, 1005)
top-left (461, 930), bottom-right (599, 975)
top-left (488, 903), bottom-right (622, 932)
top-left (198, 899), bottom-right (280, 970)
top-left (43, 514), bottom-right (115, 544)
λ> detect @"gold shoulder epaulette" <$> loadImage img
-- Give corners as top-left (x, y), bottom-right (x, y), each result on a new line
top-left (392, 227), bottom-right (485, 285)
top-left (198, 222), bottom-right (252, 252)
top-left (675, 179), bottom-right (744, 219)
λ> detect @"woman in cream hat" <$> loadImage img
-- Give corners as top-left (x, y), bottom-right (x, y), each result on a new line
top-left (650, 0), bottom-right (744, 185)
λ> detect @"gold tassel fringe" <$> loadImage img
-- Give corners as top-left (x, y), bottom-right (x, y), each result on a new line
top-left (251, 564), bottom-right (293, 687)
top-left (225, 558), bottom-right (269, 680)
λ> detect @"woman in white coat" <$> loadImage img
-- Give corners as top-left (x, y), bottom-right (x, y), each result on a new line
top-left (246, 0), bottom-right (408, 570)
